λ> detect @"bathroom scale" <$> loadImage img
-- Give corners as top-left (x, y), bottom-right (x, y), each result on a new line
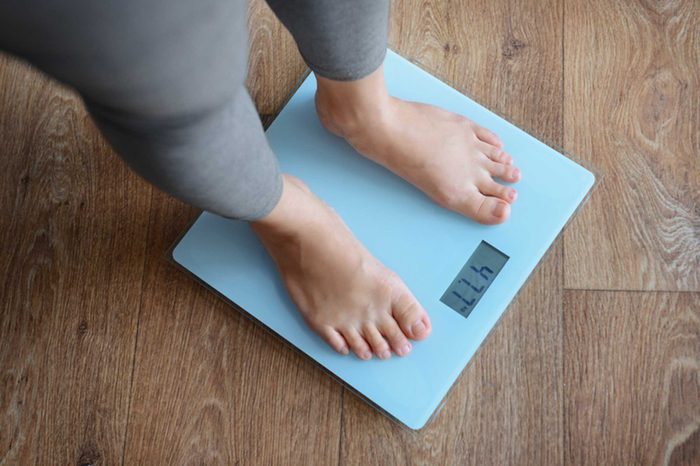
top-left (171, 50), bottom-right (596, 430)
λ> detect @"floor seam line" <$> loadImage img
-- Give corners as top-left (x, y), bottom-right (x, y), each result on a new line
top-left (561, 288), bottom-right (700, 294)
top-left (119, 187), bottom-right (154, 466)
top-left (336, 388), bottom-right (345, 466)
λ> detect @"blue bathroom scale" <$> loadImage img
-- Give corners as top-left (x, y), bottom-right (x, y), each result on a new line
top-left (171, 50), bottom-right (595, 430)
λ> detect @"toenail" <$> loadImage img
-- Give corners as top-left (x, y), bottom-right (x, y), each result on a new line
top-left (379, 350), bottom-right (391, 359)
top-left (340, 346), bottom-right (349, 355)
top-left (508, 189), bottom-right (516, 200)
top-left (513, 168), bottom-right (521, 178)
top-left (492, 202), bottom-right (506, 217)
top-left (400, 343), bottom-right (412, 356)
top-left (361, 351), bottom-right (372, 360)
top-left (412, 321), bottom-right (425, 335)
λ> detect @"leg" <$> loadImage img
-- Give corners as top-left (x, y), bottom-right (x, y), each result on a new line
top-left (0, 0), bottom-right (429, 359)
top-left (0, 0), bottom-right (281, 220)
top-left (259, 0), bottom-right (432, 360)
top-left (269, 0), bottom-right (521, 225)
top-left (265, 0), bottom-right (390, 81)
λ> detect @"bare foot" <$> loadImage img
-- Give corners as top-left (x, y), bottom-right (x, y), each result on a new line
top-left (251, 175), bottom-right (431, 360)
top-left (315, 65), bottom-right (521, 225)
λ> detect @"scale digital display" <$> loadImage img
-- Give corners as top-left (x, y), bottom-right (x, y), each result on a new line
top-left (440, 241), bottom-right (509, 318)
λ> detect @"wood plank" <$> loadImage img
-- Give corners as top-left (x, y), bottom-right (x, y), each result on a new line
top-left (340, 248), bottom-right (564, 465)
top-left (341, 1), bottom-right (565, 464)
top-left (121, 195), bottom-right (342, 465)
top-left (563, 290), bottom-right (700, 465)
top-left (563, 0), bottom-right (700, 291)
top-left (122, 3), bottom-right (341, 463)
top-left (5, 0), bottom-right (696, 464)
top-left (0, 54), bottom-right (151, 464)
top-left (389, 0), bottom-right (564, 143)
top-left (246, 0), bottom-right (307, 127)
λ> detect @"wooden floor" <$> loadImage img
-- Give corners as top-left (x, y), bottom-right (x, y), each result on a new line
top-left (1, 0), bottom-right (698, 464)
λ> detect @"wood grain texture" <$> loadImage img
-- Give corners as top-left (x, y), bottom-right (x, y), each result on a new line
top-left (120, 193), bottom-right (342, 465)
top-left (563, 0), bottom-right (700, 292)
top-left (340, 247), bottom-right (564, 466)
top-left (0, 55), bottom-right (151, 464)
top-left (2, 0), bottom-right (699, 464)
top-left (246, 0), bottom-right (307, 127)
top-left (564, 290), bottom-right (700, 466)
top-left (389, 0), bottom-right (563, 144)
top-left (339, 2), bottom-right (566, 465)
top-left (121, 2), bottom-right (341, 464)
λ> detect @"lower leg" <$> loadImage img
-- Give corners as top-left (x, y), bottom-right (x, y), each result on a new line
top-left (260, 0), bottom-right (438, 359)
top-left (1, 0), bottom-right (430, 360)
top-left (265, 0), bottom-right (520, 222)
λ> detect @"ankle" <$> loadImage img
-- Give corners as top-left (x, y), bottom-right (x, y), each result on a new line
top-left (251, 175), bottom-right (312, 238)
top-left (314, 67), bottom-right (391, 137)
top-left (251, 174), bottom-right (338, 254)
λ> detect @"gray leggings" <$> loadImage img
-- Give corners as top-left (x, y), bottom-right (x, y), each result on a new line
top-left (0, 0), bottom-right (390, 220)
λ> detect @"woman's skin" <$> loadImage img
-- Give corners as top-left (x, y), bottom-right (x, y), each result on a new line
top-left (251, 64), bottom-right (520, 360)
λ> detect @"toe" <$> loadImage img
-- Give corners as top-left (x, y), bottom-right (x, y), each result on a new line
top-left (456, 190), bottom-right (511, 224)
top-left (341, 327), bottom-right (373, 360)
top-left (479, 195), bottom-right (511, 223)
top-left (473, 124), bottom-right (503, 148)
top-left (378, 318), bottom-right (412, 356)
top-left (478, 142), bottom-right (513, 165)
top-left (487, 160), bottom-right (521, 183)
top-left (319, 326), bottom-right (349, 355)
top-left (391, 282), bottom-right (432, 341)
top-left (362, 324), bottom-right (392, 359)
top-left (479, 179), bottom-right (517, 203)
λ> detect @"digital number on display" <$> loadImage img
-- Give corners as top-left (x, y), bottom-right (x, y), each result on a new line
top-left (440, 241), bottom-right (509, 318)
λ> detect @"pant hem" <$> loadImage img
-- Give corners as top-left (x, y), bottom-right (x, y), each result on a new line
top-left (303, 47), bottom-right (387, 82)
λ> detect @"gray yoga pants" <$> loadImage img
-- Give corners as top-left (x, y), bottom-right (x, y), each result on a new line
top-left (0, 0), bottom-right (390, 220)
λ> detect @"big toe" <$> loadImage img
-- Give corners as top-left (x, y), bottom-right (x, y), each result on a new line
top-left (453, 190), bottom-right (511, 225)
top-left (391, 281), bottom-right (431, 341)
top-left (478, 196), bottom-right (511, 224)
